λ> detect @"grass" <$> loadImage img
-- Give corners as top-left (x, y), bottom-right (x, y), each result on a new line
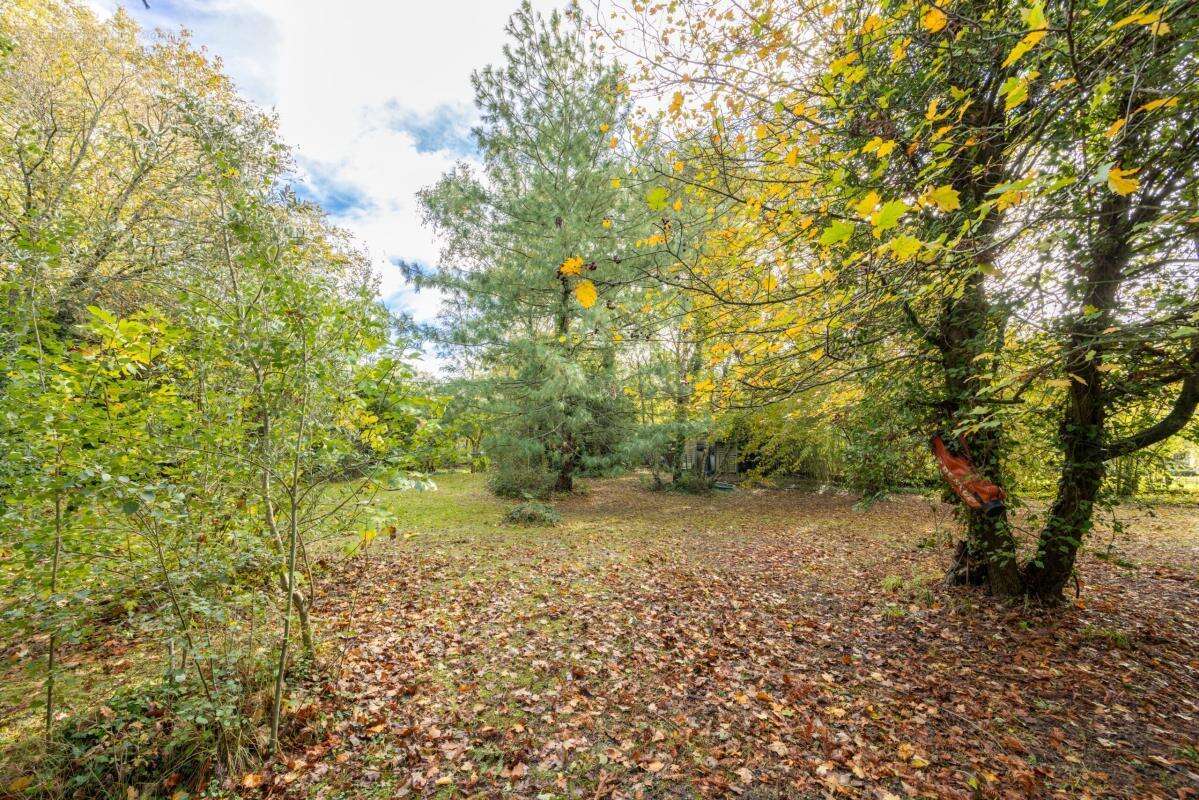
top-left (5, 472), bottom-right (1199, 799)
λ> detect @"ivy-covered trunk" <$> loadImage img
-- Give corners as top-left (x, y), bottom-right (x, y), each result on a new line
top-left (1025, 420), bottom-right (1104, 602)
top-left (1023, 188), bottom-right (1126, 603)
top-left (936, 277), bottom-right (1022, 597)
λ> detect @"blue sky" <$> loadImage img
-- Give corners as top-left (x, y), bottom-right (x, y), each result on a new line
top-left (89, 0), bottom-right (559, 368)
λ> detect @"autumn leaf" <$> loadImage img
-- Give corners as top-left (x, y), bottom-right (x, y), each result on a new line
top-left (887, 235), bottom-right (923, 261)
top-left (854, 191), bottom-right (880, 219)
top-left (241, 773), bottom-right (265, 788)
top-left (1107, 166), bottom-right (1139, 196)
top-left (7, 776), bottom-right (33, 793)
top-left (574, 279), bottom-right (597, 308)
top-left (872, 199), bottom-right (908, 233)
top-left (927, 184), bottom-right (961, 211)
top-left (922, 6), bottom-right (948, 33)
top-left (646, 186), bottom-right (669, 211)
top-left (1002, 2), bottom-right (1048, 67)
top-left (1003, 76), bottom-right (1031, 111)
top-left (1140, 96), bottom-right (1178, 112)
top-left (819, 219), bottom-right (855, 246)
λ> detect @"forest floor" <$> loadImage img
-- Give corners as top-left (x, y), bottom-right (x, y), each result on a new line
top-left (271, 473), bottom-right (1199, 800)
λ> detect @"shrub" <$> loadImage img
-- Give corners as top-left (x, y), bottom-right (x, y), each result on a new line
top-left (487, 465), bottom-right (556, 499)
top-left (503, 502), bottom-right (561, 526)
top-left (42, 657), bottom-right (279, 799)
top-left (671, 471), bottom-right (713, 495)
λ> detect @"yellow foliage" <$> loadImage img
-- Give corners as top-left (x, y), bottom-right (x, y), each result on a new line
top-left (574, 279), bottom-right (598, 308)
top-left (1107, 166), bottom-right (1139, 196)
top-left (922, 6), bottom-right (948, 33)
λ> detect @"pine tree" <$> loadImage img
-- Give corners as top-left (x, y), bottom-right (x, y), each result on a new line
top-left (418, 2), bottom-right (645, 495)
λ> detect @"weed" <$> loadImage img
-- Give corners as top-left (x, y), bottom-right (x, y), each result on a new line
top-left (503, 502), bottom-right (562, 526)
top-left (1080, 624), bottom-right (1133, 650)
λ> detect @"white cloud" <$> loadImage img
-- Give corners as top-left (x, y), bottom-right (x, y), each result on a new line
top-left (91, 0), bottom-right (560, 374)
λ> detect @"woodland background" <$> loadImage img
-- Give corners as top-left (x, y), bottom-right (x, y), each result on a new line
top-left (1, 0), bottom-right (1197, 797)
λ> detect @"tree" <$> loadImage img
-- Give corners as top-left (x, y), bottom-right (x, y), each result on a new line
top-left (418, 1), bottom-right (647, 494)
top-left (612, 0), bottom-right (1199, 601)
top-left (0, 1), bottom-right (411, 783)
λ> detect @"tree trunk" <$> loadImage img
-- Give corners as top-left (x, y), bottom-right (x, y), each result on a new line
top-left (1024, 352), bottom-right (1107, 604)
top-left (554, 444), bottom-right (576, 493)
top-left (935, 280), bottom-right (1022, 597)
top-left (1025, 435), bottom-right (1103, 603)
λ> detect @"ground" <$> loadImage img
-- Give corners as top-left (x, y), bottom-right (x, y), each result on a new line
top-left (266, 473), bottom-right (1199, 800)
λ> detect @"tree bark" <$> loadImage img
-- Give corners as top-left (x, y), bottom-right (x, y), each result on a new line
top-left (935, 278), bottom-right (1022, 597)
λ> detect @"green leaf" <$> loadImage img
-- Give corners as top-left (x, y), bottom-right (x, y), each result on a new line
top-left (872, 200), bottom-right (908, 233)
top-left (646, 186), bottom-right (670, 211)
top-left (819, 219), bottom-right (856, 246)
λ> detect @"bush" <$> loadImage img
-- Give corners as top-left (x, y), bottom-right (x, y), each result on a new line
top-left (503, 502), bottom-right (561, 526)
top-left (41, 658), bottom-right (278, 799)
top-left (671, 471), bottom-right (714, 495)
top-left (487, 465), bottom-right (556, 499)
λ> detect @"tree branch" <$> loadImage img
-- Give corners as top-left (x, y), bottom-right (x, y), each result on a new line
top-left (1103, 341), bottom-right (1199, 460)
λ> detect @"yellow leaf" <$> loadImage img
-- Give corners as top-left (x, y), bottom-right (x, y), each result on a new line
top-left (922, 6), bottom-right (948, 33)
top-left (1107, 166), bottom-right (1139, 196)
top-left (1105, 118), bottom-right (1126, 138)
top-left (1139, 96), bottom-right (1178, 112)
top-left (559, 256), bottom-right (584, 276)
top-left (673, 160), bottom-right (685, 172)
top-left (7, 777), bottom-right (33, 793)
top-left (854, 191), bottom-right (881, 219)
top-left (861, 14), bottom-right (884, 33)
top-left (609, 136), bottom-right (618, 149)
top-left (1004, 78), bottom-right (1029, 111)
top-left (875, 139), bottom-right (897, 157)
top-left (1002, 30), bottom-right (1045, 68)
top-left (574, 279), bottom-right (597, 308)
top-left (1111, 7), bottom-right (1148, 30)
top-left (927, 184), bottom-right (961, 211)
top-left (669, 91), bottom-right (684, 115)
top-left (784, 148), bottom-right (799, 167)
top-left (887, 235), bottom-right (923, 261)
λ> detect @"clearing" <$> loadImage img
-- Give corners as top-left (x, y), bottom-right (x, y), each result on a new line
top-left (274, 473), bottom-right (1198, 799)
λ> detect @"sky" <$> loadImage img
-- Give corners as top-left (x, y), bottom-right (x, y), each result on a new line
top-left (88, 0), bottom-right (561, 368)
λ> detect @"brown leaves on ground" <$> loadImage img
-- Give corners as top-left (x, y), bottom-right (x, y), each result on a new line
top-left (264, 477), bottom-right (1199, 799)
